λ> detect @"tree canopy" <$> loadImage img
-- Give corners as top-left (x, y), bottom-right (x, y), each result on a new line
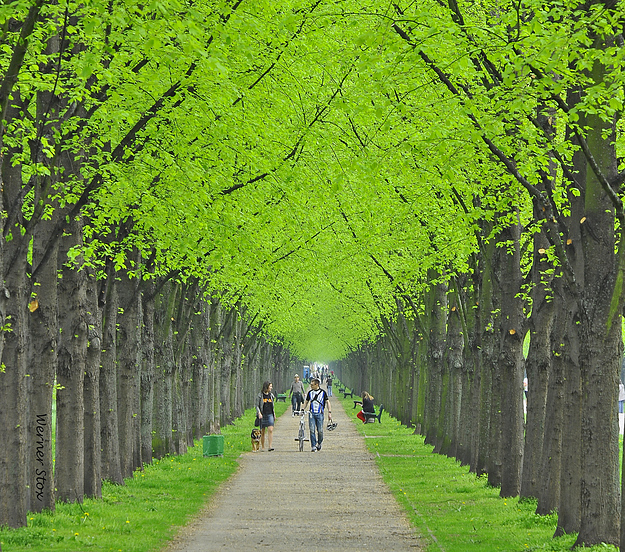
top-left (4, 0), bottom-right (625, 546)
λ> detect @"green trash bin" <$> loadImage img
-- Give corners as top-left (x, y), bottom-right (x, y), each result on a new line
top-left (203, 434), bottom-right (224, 457)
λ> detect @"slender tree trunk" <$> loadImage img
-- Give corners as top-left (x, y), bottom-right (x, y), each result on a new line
top-left (0, 149), bottom-right (28, 527)
top-left (191, 298), bottom-right (210, 439)
top-left (152, 281), bottom-right (177, 458)
top-left (521, 270), bottom-right (553, 501)
top-left (424, 279), bottom-right (447, 450)
top-left (498, 217), bottom-right (525, 498)
top-left (55, 215), bottom-right (87, 503)
top-left (445, 291), bottom-right (464, 458)
top-left (220, 312), bottom-right (234, 425)
top-left (141, 279), bottom-right (155, 465)
top-left (481, 238), bottom-right (499, 481)
top-left (83, 267), bottom-right (102, 498)
top-left (117, 265), bottom-right (142, 477)
top-left (522, 100), bottom-right (557, 503)
top-left (475, 240), bottom-right (493, 477)
top-left (27, 215), bottom-right (58, 512)
top-left (535, 299), bottom-right (564, 515)
top-left (100, 277), bottom-right (123, 484)
top-left (233, 315), bottom-right (244, 419)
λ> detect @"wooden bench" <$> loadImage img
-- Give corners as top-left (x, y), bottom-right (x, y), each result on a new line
top-left (342, 388), bottom-right (354, 398)
top-left (363, 404), bottom-right (384, 424)
top-left (353, 400), bottom-right (362, 409)
top-left (338, 387), bottom-right (346, 394)
top-left (276, 393), bottom-right (287, 402)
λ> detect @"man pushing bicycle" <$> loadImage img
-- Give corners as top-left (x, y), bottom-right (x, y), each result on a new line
top-left (303, 377), bottom-right (332, 453)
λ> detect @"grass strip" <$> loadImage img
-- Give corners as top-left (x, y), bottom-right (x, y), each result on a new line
top-left (339, 392), bottom-right (618, 552)
top-left (1, 401), bottom-right (288, 552)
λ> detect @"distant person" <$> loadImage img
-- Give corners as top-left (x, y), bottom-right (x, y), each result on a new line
top-left (256, 381), bottom-right (276, 452)
top-left (357, 391), bottom-right (375, 423)
top-left (303, 378), bottom-right (332, 452)
top-left (289, 374), bottom-right (305, 415)
top-left (326, 374), bottom-right (333, 397)
top-left (619, 381), bottom-right (625, 413)
top-left (362, 391), bottom-right (375, 413)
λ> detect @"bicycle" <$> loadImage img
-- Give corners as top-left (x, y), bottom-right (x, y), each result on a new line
top-left (294, 410), bottom-right (309, 452)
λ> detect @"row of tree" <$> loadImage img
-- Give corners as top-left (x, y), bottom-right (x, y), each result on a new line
top-left (3, 1), bottom-right (625, 550)
top-left (0, 0), bottom-right (324, 529)
top-left (3, 264), bottom-right (297, 528)
top-left (332, 0), bottom-right (625, 549)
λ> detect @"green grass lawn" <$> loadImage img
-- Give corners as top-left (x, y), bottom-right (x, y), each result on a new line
top-left (0, 402), bottom-right (289, 552)
top-left (338, 390), bottom-right (618, 552)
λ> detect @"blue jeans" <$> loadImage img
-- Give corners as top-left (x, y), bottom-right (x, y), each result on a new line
top-left (309, 411), bottom-right (324, 449)
top-left (327, 386), bottom-right (332, 397)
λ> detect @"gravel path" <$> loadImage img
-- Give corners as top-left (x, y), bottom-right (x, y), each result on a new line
top-left (163, 395), bottom-right (423, 551)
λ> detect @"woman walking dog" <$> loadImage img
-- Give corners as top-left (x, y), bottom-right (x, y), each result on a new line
top-left (256, 381), bottom-right (276, 452)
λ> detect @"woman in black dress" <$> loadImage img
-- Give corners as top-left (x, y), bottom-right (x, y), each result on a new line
top-left (256, 381), bottom-right (276, 451)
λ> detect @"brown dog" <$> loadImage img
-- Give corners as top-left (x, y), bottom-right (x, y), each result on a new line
top-left (251, 428), bottom-right (261, 452)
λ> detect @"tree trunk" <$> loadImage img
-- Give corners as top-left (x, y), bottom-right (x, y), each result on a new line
top-left (152, 281), bottom-right (177, 458)
top-left (117, 265), bottom-right (142, 478)
top-left (220, 311), bottom-right (234, 425)
top-left (55, 215), bottom-right (87, 503)
top-left (100, 276), bottom-right (123, 484)
top-left (83, 267), bottom-right (102, 498)
top-left (574, 60), bottom-right (621, 547)
top-left (27, 215), bottom-right (58, 512)
top-left (141, 279), bottom-right (155, 465)
top-left (521, 295), bottom-right (553, 502)
top-left (445, 290), bottom-right (464, 458)
top-left (498, 218), bottom-right (525, 498)
top-left (191, 298), bottom-right (210, 439)
top-left (0, 148), bottom-right (28, 527)
top-left (424, 278), bottom-right (447, 450)
top-left (233, 315), bottom-right (244, 419)
top-left (522, 101), bottom-right (557, 504)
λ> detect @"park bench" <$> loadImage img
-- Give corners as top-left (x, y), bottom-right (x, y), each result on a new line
top-left (363, 404), bottom-right (384, 423)
top-left (338, 387), bottom-right (346, 394)
top-left (342, 388), bottom-right (354, 398)
top-left (276, 393), bottom-right (287, 402)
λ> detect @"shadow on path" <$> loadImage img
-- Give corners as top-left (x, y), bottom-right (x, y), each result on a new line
top-left (163, 395), bottom-right (423, 551)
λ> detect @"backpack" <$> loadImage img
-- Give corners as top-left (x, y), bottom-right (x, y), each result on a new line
top-left (309, 389), bottom-right (327, 412)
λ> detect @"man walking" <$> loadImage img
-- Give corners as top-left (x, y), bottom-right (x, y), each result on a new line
top-left (289, 374), bottom-right (305, 415)
top-left (303, 377), bottom-right (332, 452)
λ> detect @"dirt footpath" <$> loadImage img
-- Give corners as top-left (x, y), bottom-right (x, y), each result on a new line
top-left (164, 394), bottom-right (423, 551)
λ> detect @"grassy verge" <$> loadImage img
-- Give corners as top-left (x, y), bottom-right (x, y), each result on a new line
top-left (338, 392), bottom-right (617, 552)
top-left (0, 402), bottom-right (288, 552)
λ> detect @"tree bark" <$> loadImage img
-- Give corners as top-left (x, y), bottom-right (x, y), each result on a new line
top-left (498, 217), bottom-right (525, 498)
top-left (141, 279), bottom-right (155, 465)
top-left (116, 264), bottom-right (142, 477)
top-left (521, 248), bottom-right (553, 502)
top-left (100, 276), bottom-right (123, 484)
top-left (83, 267), bottom-right (102, 498)
top-left (0, 148), bottom-right (28, 527)
top-left (424, 278), bottom-right (447, 450)
top-left (152, 281), bottom-right (177, 458)
top-left (574, 60), bottom-right (621, 547)
top-left (55, 215), bottom-right (87, 503)
top-left (443, 295), bottom-right (463, 457)
top-left (27, 215), bottom-right (58, 512)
